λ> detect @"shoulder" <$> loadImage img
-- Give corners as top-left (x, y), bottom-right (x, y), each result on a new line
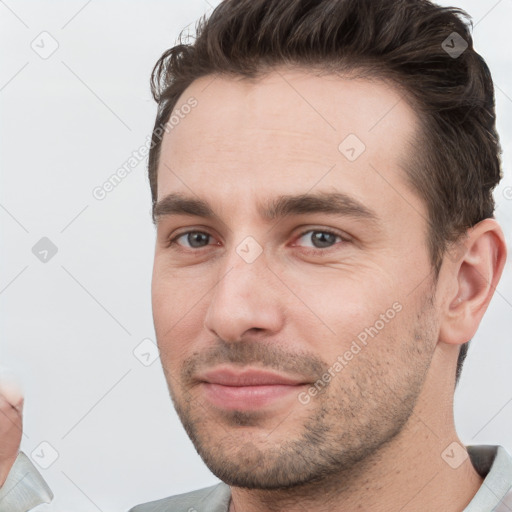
top-left (128, 482), bottom-right (231, 512)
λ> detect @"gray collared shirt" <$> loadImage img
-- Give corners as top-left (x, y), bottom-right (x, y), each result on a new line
top-left (1, 445), bottom-right (511, 511)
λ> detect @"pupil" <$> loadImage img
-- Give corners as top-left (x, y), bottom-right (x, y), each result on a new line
top-left (189, 232), bottom-right (208, 247)
top-left (313, 232), bottom-right (335, 248)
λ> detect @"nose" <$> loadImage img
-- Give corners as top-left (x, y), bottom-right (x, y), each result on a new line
top-left (203, 244), bottom-right (284, 343)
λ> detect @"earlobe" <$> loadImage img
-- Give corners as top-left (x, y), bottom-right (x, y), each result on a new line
top-left (439, 219), bottom-right (507, 346)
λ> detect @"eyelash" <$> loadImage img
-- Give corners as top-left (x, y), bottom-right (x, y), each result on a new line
top-left (167, 228), bottom-right (348, 255)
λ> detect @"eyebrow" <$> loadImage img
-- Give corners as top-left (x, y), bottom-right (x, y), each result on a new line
top-left (153, 191), bottom-right (379, 226)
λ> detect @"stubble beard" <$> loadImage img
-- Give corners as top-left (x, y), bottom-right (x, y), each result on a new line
top-left (163, 301), bottom-right (437, 491)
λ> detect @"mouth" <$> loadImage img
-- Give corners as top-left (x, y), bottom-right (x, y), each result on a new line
top-left (196, 366), bottom-right (310, 411)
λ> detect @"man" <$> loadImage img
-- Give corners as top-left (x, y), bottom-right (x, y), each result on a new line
top-left (1, 0), bottom-right (511, 510)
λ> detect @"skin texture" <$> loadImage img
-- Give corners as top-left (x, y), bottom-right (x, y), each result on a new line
top-left (151, 68), bottom-right (507, 511)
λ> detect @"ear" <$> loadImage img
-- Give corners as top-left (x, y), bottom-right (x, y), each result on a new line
top-left (438, 218), bottom-right (507, 346)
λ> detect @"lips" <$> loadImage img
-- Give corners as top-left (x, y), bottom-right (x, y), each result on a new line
top-left (199, 368), bottom-right (307, 386)
top-left (197, 367), bottom-right (309, 411)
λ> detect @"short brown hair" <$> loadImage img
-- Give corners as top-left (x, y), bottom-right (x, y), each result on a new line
top-left (147, 0), bottom-right (502, 383)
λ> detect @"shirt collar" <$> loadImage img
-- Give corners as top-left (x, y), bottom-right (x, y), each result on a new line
top-left (463, 445), bottom-right (512, 511)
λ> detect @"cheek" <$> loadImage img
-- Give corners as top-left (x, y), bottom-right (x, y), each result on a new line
top-left (285, 263), bottom-right (398, 323)
top-left (151, 263), bottom-right (211, 360)
top-left (283, 266), bottom-right (407, 365)
top-left (152, 258), bottom-right (203, 322)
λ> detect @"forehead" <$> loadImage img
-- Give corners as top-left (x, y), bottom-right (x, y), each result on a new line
top-left (157, 68), bottom-right (421, 221)
top-left (163, 68), bottom-right (417, 148)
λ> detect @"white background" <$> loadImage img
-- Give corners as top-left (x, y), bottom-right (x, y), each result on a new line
top-left (1, 1), bottom-right (511, 510)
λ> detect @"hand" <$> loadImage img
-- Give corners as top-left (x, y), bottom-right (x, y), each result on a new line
top-left (0, 376), bottom-right (24, 488)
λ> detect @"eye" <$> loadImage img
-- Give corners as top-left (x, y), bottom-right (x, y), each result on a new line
top-left (293, 229), bottom-right (346, 252)
top-left (169, 231), bottom-right (216, 250)
top-left (167, 228), bottom-right (347, 253)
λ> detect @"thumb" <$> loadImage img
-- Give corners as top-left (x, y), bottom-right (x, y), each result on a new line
top-left (0, 374), bottom-right (24, 412)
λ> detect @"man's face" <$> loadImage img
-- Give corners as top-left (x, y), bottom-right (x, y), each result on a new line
top-left (152, 69), bottom-right (441, 489)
